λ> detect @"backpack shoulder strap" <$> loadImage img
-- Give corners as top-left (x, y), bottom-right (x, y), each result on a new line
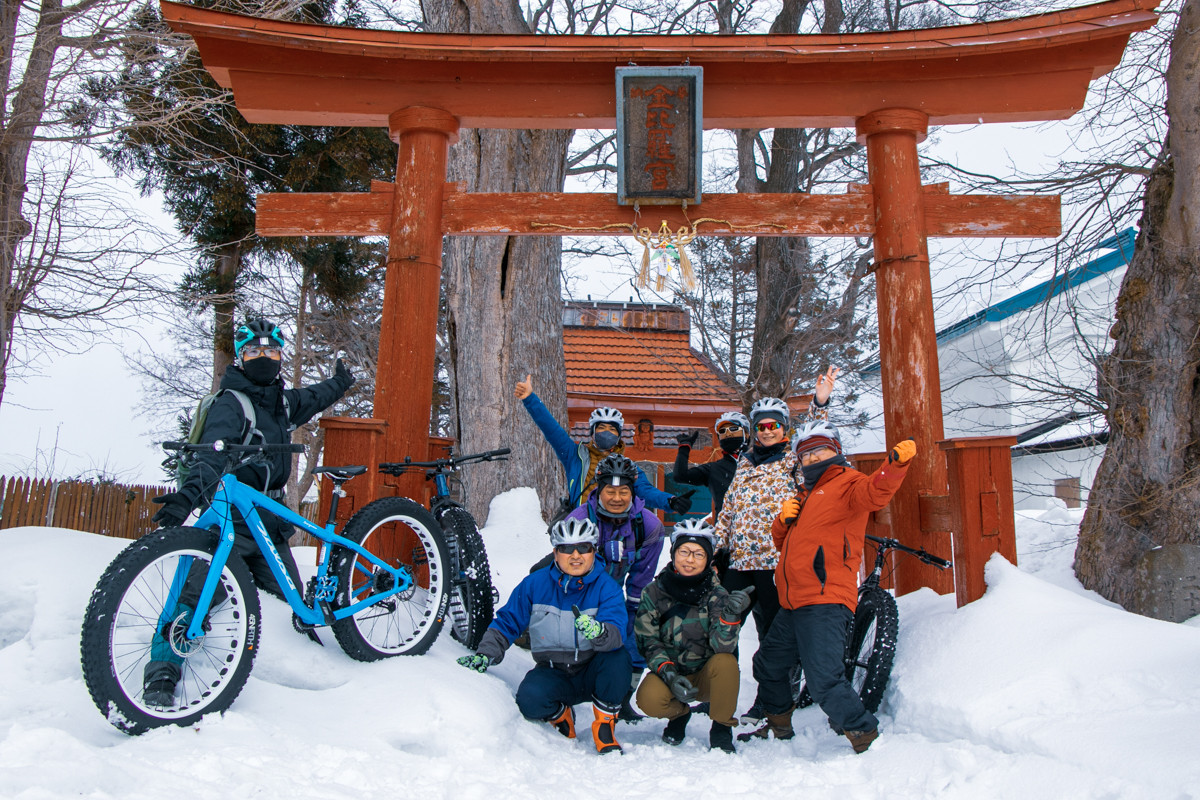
top-left (221, 389), bottom-right (259, 444)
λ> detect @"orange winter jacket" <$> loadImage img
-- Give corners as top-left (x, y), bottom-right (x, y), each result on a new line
top-left (771, 460), bottom-right (910, 612)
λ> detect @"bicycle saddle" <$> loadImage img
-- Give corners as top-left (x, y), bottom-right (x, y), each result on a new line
top-left (311, 465), bottom-right (368, 480)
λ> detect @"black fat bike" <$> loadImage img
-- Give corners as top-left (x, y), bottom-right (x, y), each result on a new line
top-left (344, 447), bottom-right (509, 651)
top-left (789, 533), bottom-right (953, 714)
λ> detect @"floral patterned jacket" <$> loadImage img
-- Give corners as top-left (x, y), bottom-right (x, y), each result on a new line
top-left (714, 448), bottom-right (798, 571)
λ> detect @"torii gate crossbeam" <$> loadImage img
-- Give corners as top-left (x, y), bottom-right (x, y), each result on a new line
top-left (164, 0), bottom-right (1157, 598)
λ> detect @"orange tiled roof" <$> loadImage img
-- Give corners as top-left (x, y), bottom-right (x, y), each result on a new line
top-left (563, 326), bottom-right (737, 402)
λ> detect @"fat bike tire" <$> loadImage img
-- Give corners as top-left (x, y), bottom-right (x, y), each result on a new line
top-left (437, 506), bottom-right (495, 650)
top-left (331, 497), bottom-right (450, 659)
top-left (79, 527), bottom-right (260, 735)
top-left (788, 586), bottom-right (900, 714)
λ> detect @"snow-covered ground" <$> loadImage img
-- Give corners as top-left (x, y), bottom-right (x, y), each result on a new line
top-left (1, 489), bottom-right (1197, 799)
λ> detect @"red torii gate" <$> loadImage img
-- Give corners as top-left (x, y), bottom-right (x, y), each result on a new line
top-left (164, 0), bottom-right (1156, 601)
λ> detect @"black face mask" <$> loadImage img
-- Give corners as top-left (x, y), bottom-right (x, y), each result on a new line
top-left (719, 434), bottom-right (746, 454)
top-left (801, 454), bottom-right (850, 488)
top-left (242, 356), bottom-right (281, 386)
top-left (593, 430), bottom-right (621, 451)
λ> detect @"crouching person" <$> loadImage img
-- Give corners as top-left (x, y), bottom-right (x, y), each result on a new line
top-left (457, 518), bottom-right (632, 754)
top-left (634, 519), bottom-right (753, 753)
top-left (745, 422), bottom-right (914, 754)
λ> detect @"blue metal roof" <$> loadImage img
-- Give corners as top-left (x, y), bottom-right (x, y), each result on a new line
top-left (861, 228), bottom-right (1137, 374)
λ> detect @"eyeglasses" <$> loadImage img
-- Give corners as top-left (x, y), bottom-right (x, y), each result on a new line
top-left (675, 547), bottom-right (707, 561)
top-left (555, 543), bottom-right (595, 555)
top-left (716, 424), bottom-right (743, 436)
top-left (242, 346), bottom-right (282, 361)
top-left (755, 420), bottom-right (783, 432)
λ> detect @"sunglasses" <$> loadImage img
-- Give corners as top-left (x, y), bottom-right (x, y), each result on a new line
top-left (555, 543), bottom-right (595, 555)
top-left (716, 424), bottom-right (744, 436)
top-left (755, 420), bottom-right (783, 432)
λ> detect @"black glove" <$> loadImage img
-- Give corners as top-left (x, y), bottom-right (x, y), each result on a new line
top-left (675, 430), bottom-right (700, 447)
top-left (722, 588), bottom-right (754, 617)
top-left (668, 489), bottom-right (696, 515)
top-left (658, 664), bottom-right (698, 703)
top-left (335, 358), bottom-right (356, 388)
top-left (151, 491), bottom-right (192, 528)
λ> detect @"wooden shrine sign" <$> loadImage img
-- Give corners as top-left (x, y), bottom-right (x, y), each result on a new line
top-left (616, 67), bottom-right (703, 205)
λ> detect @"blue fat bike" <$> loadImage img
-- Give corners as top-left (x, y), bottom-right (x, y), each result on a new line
top-left (372, 446), bottom-right (510, 650)
top-left (80, 441), bottom-right (451, 735)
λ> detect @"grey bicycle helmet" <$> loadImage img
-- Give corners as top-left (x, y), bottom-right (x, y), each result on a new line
top-left (749, 397), bottom-right (789, 426)
top-left (549, 517), bottom-right (599, 547)
top-left (714, 411), bottom-right (751, 435)
top-left (791, 419), bottom-right (843, 457)
top-left (588, 406), bottom-right (624, 433)
top-left (670, 517), bottom-right (718, 559)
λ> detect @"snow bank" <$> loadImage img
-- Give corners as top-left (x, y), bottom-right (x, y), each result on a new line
top-left (0, 499), bottom-right (1197, 798)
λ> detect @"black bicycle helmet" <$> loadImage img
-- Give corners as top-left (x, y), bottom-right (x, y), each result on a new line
top-left (595, 454), bottom-right (638, 488)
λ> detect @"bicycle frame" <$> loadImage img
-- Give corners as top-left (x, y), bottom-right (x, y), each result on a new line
top-left (174, 473), bottom-right (415, 641)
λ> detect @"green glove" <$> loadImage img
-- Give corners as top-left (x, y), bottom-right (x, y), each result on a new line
top-left (456, 653), bottom-right (491, 673)
top-left (571, 604), bottom-right (603, 640)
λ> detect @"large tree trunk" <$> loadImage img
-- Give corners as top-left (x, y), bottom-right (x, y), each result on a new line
top-left (1075, 0), bottom-right (1200, 621)
top-left (427, 0), bottom-right (570, 523)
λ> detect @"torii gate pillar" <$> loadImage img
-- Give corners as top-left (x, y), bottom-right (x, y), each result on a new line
top-left (376, 107), bottom-right (458, 499)
top-left (857, 108), bottom-right (952, 595)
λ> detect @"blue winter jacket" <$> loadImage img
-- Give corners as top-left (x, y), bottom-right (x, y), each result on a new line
top-left (521, 392), bottom-right (672, 511)
top-left (565, 493), bottom-right (664, 607)
top-left (476, 562), bottom-right (627, 674)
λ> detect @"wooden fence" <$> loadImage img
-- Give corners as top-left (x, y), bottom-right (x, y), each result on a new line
top-left (0, 475), bottom-right (322, 541)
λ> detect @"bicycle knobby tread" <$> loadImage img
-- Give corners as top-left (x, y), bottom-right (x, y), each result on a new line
top-left (331, 497), bottom-right (450, 659)
top-left (79, 527), bottom-right (261, 735)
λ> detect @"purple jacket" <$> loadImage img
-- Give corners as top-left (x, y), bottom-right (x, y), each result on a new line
top-left (567, 494), bottom-right (664, 606)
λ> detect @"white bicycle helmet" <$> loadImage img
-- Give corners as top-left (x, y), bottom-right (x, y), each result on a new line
top-left (749, 397), bottom-right (790, 426)
top-left (588, 406), bottom-right (624, 432)
top-left (791, 419), bottom-right (843, 456)
top-left (549, 517), bottom-right (600, 547)
top-left (714, 411), bottom-right (751, 435)
top-left (670, 517), bottom-right (719, 550)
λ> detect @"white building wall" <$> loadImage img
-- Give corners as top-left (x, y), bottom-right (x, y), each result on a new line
top-left (854, 262), bottom-right (1125, 509)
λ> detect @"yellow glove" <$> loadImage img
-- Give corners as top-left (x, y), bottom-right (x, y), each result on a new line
top-left (889, 438), bottom-right (917, 465)
top-left (778, 497), bottom-right (801, 525)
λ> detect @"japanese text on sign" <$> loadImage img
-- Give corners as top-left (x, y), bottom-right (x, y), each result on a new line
top-left (616, 67), bottom-right (702, 205)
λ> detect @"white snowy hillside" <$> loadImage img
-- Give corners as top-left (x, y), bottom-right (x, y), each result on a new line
top-left (1, 489), bottom-right (1198, 799)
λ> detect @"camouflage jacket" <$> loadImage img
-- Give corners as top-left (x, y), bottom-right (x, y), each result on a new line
top-left (633, 566), bottom-right (741, 676)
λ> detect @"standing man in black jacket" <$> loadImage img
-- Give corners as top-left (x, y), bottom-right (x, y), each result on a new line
top-left (144, 318), bottom-right (355, 706)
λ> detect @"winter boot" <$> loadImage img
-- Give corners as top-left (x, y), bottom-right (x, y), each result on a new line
top-left (547, 703), bottom-right (576, 739)
top-left (738, 699), bottom-right (764, 726)
top-left (661, 709), bottom-right (691, 746)
top-left (619, 697), bottom-right (643, 724)
top-left (591, 702), bottom-right (623, 755)
top-left (141, 661), bottom-right (181, 707)
top-left (845, 727), bottom-right (879, 754)
top-left (736, 711), bottom-right (795, 743)
top-left (619, 675), bottom-right (643, 723)
top-left (709, 721), bottom-right (736, 753)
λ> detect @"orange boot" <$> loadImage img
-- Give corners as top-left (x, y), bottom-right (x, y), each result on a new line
top-left (548, 703), bottom-right (576, 739)
top-left (590, 703), bottom-right (623, 755)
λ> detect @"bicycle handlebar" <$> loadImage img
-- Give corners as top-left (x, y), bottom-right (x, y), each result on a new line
top-left (162, 441), bottom-right (307, 455)
top-left (379, 447), bottom-right (511, 475)
top-left (865, 533), bottom-right (952, 570)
